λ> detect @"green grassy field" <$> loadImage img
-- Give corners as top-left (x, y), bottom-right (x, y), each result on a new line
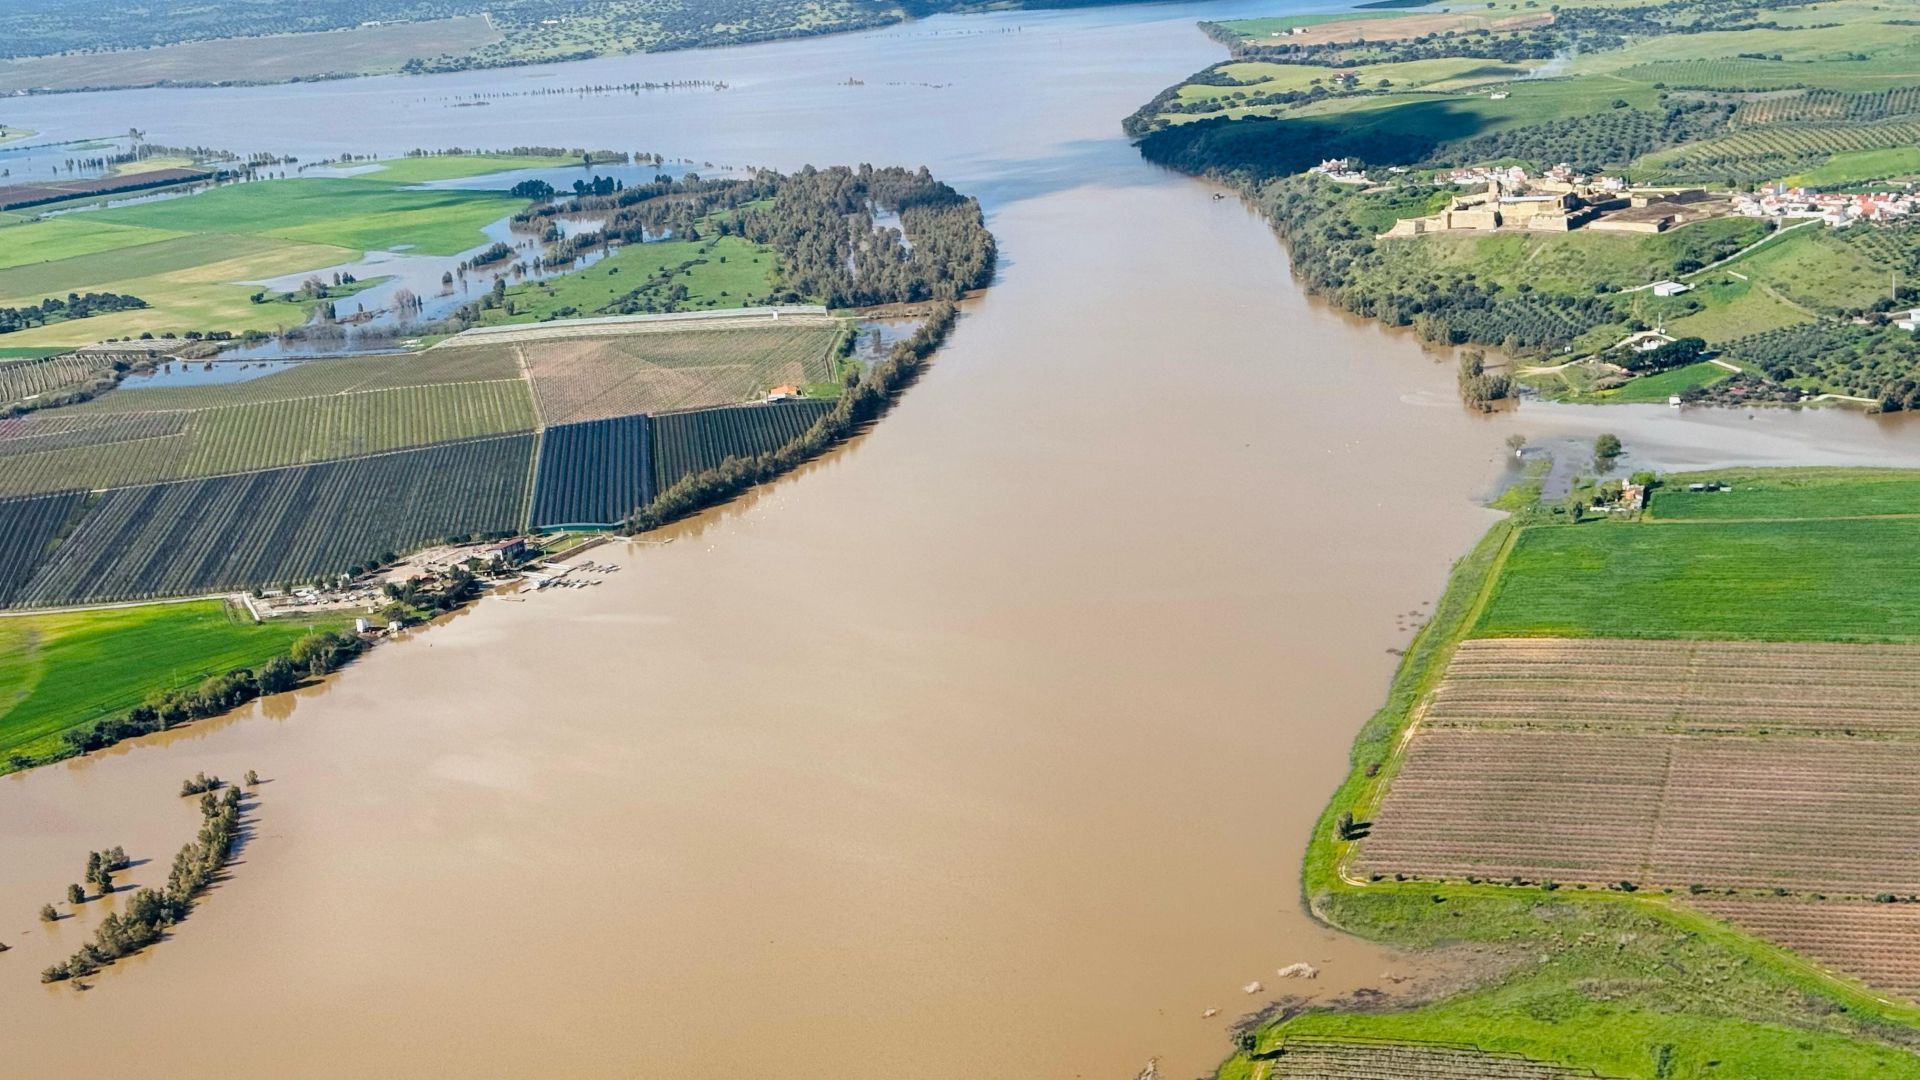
top-left (487, 234), bottom-right (778, 324)
top-left (1662, 272), bottom-right (1811, 343)
top-left (0, 600), bottom-right (335, 765)
top-left (90, 178), bottom-right (520, 255)
top-left (1402, 216), bottom-right (1769, 294)
top-left (1650, 467), bottom-right (1920, 519)
top-left (0, 162), bottom-right (543, 346)
top-left (1474, 515), bottom-right (1920, 641)
top-left (1600, 360), bottom-right (1732, 401)
top-left (1786, 147), bottom-right (1920, 188)
top-left (0, 216), bottom-right (184, 271)
top-left (359, 154), bottom-right (576, 183)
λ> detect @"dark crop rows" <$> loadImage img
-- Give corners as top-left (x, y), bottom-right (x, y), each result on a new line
top-left (13, 435), bottom-right (534, 607)
top-left (651, 399), bottom-right (831, 497)
top-left (530, 414), bottom-right (654, 528)
top-left (0, 489), bottom-right (86, 605)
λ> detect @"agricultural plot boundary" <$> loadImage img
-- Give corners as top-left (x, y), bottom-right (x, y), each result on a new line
top-left (1427, 637), bottom-right (1920, 738)
top-left (1691, 898), bottom-right (1920, 1004)
top-left (1264, 1039), bottom-right (1615, 1079)
top-left (1, 314), bottom-right (857, 606)
top-left (0, 379), bottom-right (538, 498)
top-left (529, 414), bottom-right (654, 529)
top-left (0, 489), bottom-right (88, 605)
top-left (651, 399), bottom-right (833, 498)
top-left (10, 434), bottom-right (534, 608)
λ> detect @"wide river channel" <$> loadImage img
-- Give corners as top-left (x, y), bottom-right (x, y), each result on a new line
top-left (10, 4), bottom-right (1920, 1076)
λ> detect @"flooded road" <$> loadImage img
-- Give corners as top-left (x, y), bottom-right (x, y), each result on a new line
top-left (7, 4), bottom-right (1920, 1077)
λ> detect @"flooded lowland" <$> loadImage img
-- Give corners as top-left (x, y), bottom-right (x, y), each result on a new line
top-left (8, 4), bottom-right (1920, 1077)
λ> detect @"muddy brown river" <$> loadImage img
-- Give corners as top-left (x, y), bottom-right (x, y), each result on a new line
top-left (9, 5), bottom-right (1920, 1076)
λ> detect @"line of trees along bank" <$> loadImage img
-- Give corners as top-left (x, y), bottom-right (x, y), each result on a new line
top-left (519, 165), bottom-right (996, 309)
top-left (622, 302), bottom-right (958, 534)
top-left (23, 629), bottom-right (364, 771)
top-left (42, 783), bottom-right (244, 984)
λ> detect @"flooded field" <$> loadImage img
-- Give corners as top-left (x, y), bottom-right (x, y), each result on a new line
top-left (7, 3), bottom-right (1920, 1077)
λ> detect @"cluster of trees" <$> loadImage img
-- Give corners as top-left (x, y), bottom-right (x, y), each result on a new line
top-left (179, 771), bottom-right (223, 796)
top-left (84, 846), bottom-right (129, 895)
top-left (1619, 335), bottom-right (1706, 373)
top-left (42, 785), bottom-right (243, 984)
top-left (1457, 349), bottom-right (1512, 410)
top-left (624, 302), bottom-right (958, 532)
top-left (54, 630), bottom-right (363, 760)
top-left (526, 165), bottom-right (995, 310)
top-left (65, 845), bottom-right (130, 904)
top-left (569, 174), bottom-right (622, 198)
top-left (380, 565), bottom-right (483, 624)
top-left (0, 291), bottom-right (146, 334)
top-left (1720, 320), bottom-right (1920, 407)
top-left (466, 241), bottom-right (517, 268)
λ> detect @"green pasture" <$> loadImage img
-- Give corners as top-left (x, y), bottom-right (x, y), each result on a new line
top-left (1474, 514), bottom-right (1920, 641)
top-left (1578, 22), bottom-right (1920, 75)
top-left (1601, 360), bottom-right (1731, 402)
top-left (358, 154), bottom-right (577, 184)
top-left (1786, 147), bottom-right (1920, 188)
top-left (1722, 224), bottom-right (1896, 316)
top-left (1662, 272), bottom-right (1809, 343)
top-left (488, 234), bottom-right (778, 324)
top-left (1651, 467), bottom-right (1920, 520)
top-left (1241, 889), bottom-right (1920, 1080)
top-left (0, 600), bottom-right (338, 765)
top-left (0, 216), bottom-right (184, 271)
top-left (90, 178), bottom-right (518, 255)
top-left (0, 236), bottom-right (357, 347)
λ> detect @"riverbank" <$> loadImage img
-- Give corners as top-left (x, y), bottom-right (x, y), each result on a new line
top-left (1227, 466), bottom-right (1920, 1078)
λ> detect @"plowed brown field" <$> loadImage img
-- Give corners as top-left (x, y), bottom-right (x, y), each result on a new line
top-left (1431, 638), bottom-right (1920, 737)
top-left (1361, 729), bottom-right (1920, 893)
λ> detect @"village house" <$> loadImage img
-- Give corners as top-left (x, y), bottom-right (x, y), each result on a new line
top-left (1617, 329), bottom-right (1676, 353)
